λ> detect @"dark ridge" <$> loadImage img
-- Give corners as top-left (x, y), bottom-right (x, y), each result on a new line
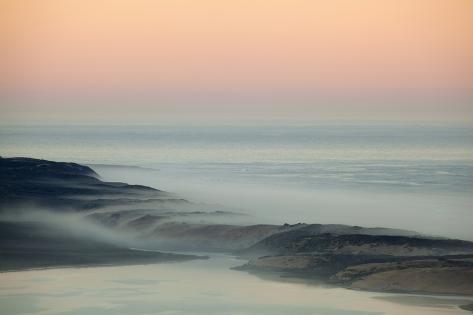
top-left (239, 231), bottom-right (473, 258)
top-left (0, 157), bottom-right (168, 211)
top-left (234, 252), bottom-right (473, 280)
top-left (0, 157), bottom-right (99, 180)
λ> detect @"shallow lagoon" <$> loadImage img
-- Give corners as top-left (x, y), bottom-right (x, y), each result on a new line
top-left (0, 254), bottom-right (471, 315)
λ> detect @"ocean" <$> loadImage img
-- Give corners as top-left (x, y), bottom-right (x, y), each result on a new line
top-left (1, 122), bottom-right (472, 239)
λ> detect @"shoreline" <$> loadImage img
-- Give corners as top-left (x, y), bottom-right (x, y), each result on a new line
top-left (234, 264), bottom-right (473, 313)
top-left (4, 251), bottom-right (471, 301)
top-left (2, 253), bottom-right (472, 313)
top-left (233, 262), bottom-right (473, 299)
top-left (0, 256), bottom-right (208, 274)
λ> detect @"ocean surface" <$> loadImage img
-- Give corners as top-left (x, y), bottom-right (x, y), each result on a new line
top-left (1, 123), bottom-right (473, 239)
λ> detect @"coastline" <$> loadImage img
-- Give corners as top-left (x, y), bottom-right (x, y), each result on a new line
top-left (234, 264), bottom-right (473, 296)
top-left (232, 264), bottom-right (473, 312)
top-left (2, 156), bottom-right (473, 314)
top-left (0, 246), bottom-right (208, 273)
top-left (2, 252), bottom-right (472, 314)
top-left (0, 255), bottom-right (208, 274)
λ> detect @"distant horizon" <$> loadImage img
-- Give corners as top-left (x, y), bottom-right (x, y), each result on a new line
top-left (2, 100), bottom-right (473, 125)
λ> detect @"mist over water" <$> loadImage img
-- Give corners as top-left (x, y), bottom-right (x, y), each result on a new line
top-left (1, 123), bottom-right (473, 239)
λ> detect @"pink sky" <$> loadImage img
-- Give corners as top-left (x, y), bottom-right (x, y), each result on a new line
top-left (1, 0), bottom-right (472, 121)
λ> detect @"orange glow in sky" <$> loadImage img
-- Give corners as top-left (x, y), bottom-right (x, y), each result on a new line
top-left (1, 0), bottom-right (472, 121)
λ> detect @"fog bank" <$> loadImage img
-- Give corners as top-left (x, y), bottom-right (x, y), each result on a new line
top-left (93, 165), bottom-right (473, 241)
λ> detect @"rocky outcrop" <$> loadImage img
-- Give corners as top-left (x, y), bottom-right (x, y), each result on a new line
top-left (235, 223), bottom-right (473, 296)
top-left (333, 257), bottom-right (473, 295)
top-left (239, 230), bottom-right (473, 258)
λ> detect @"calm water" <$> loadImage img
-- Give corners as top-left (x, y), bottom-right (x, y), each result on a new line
top-left (0, 254), bottom-right (471, 315)
top-left (1, 123), bottom-right (472, 239)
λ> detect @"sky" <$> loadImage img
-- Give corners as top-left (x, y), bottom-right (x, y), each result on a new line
top-left (1, 0), bottom-right (472, 122)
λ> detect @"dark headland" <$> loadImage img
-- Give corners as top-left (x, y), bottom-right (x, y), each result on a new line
top-left (0, 157), bottom-right (206, 271)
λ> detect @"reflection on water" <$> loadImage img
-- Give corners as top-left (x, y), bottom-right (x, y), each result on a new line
top-left (0, 255), bottom-right (470, 315)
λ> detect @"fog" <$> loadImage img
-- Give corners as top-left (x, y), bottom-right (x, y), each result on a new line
top-left (1, 162), bottom-right (471, 254)
top-left (0, 200), bottom-right (255, 253)
top-left (93, 165), bottom-right (473, 241)
top-left (0, 207), bottom-right (143, 248)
